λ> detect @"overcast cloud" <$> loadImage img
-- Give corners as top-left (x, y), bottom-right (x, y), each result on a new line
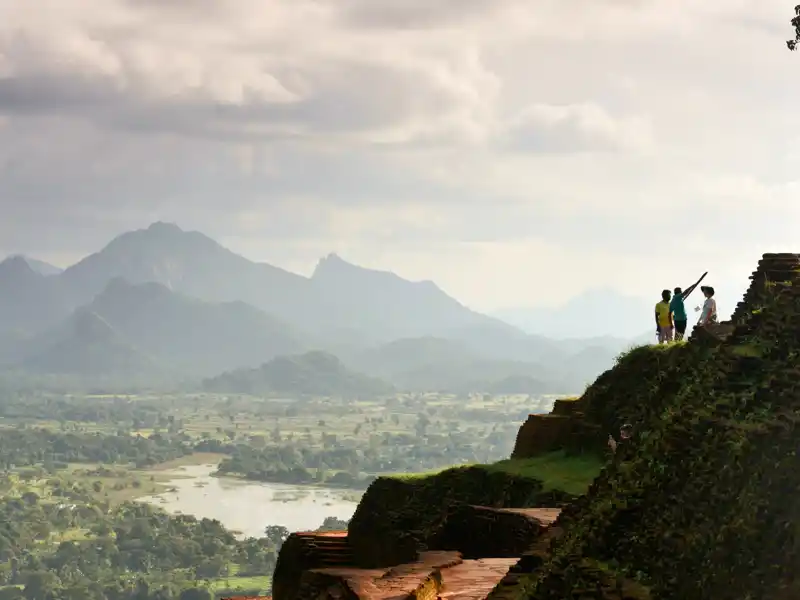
top-left (0, 0), bottom-right (797, 311)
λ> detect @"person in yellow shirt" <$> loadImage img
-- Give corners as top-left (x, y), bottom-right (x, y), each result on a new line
top-left (655, 289), bottom-right (674, 344)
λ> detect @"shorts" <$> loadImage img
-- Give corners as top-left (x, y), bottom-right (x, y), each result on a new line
top-left (674, 319), bottom-right (687, 335)
top-left (658, 325), bottom-right (674, 343)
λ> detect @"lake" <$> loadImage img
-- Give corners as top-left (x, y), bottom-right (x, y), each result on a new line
top-left (140, 464), bottom-right (362, 538)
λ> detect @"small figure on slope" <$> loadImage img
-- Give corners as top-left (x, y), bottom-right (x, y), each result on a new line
top-left (608, 423), bottom-right (633, 454)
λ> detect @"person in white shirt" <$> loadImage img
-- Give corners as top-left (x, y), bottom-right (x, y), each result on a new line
top-left (695, 286), bottom-right (717, 326)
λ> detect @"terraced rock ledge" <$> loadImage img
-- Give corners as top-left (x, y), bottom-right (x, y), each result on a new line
top-left (272, 453), bottom-right (597, 599)
top-left (272, 253), bottom-right (800, 600)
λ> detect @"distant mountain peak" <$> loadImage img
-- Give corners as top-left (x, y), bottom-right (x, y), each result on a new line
top-left (0, 255), bottom-right (38, 279)
top-left (313, 252), bottom-right (351, 275)
top-left (1, 254), bottom-right (32, 269)
top-left (1, 255), bottom-right (63, 277)
top-left (312, 253), bottom-right (412, 285)
top-left (146, 221), bottom-right (183, 234)
top-left (311, 252), bottom-right (362, 279)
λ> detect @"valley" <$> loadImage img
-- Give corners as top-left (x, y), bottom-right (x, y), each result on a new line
top-left (0, 387), bottom-right (555, 599)
top-left (0, 221), bottom-right (624, 600)
top-left (0, 2), bottom-right (791, 597)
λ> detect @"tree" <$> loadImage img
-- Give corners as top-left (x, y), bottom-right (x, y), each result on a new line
top-left (318, 516), bottom-right (349, 531)
top-left (790, 5), bottom-right (800, 50)
top-left (22, 571), bottom-right (60, 600)
top-left (263, 525), bottom-right (290, 547)
top-left (0, 588), bottom-right (23, 600)
top-left (195, 556), bottom-right (226, 579)
top-left (21, 491), bottom-right (39, 506)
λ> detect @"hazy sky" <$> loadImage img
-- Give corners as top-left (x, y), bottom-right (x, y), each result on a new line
top-left (0, 0), bottom-right (798, 312)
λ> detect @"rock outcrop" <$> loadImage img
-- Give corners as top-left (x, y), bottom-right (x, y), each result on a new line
top-left (437, 507), bottom-right (558, 559)
top-left (272, 531), bottom-right (353, 600)
top-left (347, 466), bottom-right (573, 568)
top-left (272, 253), bottom-right (800, 600)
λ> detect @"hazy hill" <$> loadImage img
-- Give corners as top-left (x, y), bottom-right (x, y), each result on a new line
top-left (350, 336), bottom-right (482, 375)
top-left (21, 309), bottom-right (160, 377)
top-left (52, 223), bottom-right (549, 346)
top-left (0, 222), bottom-right (631, 389)
top-left (310, 253), bottom-right (515, 343)
top-left (57, 222), bottom-right (315, 326)
top-left (0, 256), bottom-right (68, 334)
top-left (18, 279), bottom-right (304, 377)
top-left (4, 256), bottom-right (64, 276)
top-left (348, 337), bottom-right (564, 393)
top-left (203, 351), bottom-right (394, 397)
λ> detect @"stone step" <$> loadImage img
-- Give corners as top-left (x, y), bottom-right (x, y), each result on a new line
top-left (301, 551), bottom-right (462, 600)
top-left (273, 531), bottom-right (356, 600)
top-left (437, 558), bottom-right (519, 600)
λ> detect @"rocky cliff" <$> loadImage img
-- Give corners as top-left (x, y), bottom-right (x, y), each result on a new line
top-left (271, 253), bottom-right (800, 600)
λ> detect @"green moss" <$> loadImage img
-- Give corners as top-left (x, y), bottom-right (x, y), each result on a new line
top-left (482, 453), bottom-right (603, 496)
top-left (392, 452), bottom-right (602, 497)
top-left (208, 574), bottom-right (271, 593)
top-left (581, 340), bottom-right (708, 444)
top-left (728, 343), bottom-right (764, 357)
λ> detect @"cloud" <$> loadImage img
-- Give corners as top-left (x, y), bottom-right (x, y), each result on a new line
top-left (334, 0), bottom-right (518, 29)
top-left (502, 102), bottom-right (653, 153)
top-left (0, 0), bottom-right (502, 144)
top-left (0, 0), bottom-right (798, 312)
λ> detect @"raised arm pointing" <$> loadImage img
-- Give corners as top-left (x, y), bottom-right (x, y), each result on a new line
top-left (681, 272), bottom-right (708, 300)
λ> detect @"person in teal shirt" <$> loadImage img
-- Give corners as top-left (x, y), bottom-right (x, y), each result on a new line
top-left (670, 287), bottom-right (688, 340)
top-left (667, 273), bottom-right (706, 341)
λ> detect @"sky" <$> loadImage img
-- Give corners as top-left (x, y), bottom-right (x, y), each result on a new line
top-left (0, 0), bottom-right (798, 313)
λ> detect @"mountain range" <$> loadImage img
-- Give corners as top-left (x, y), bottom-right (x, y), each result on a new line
top-left (0, 222), bottom-right (640, 394)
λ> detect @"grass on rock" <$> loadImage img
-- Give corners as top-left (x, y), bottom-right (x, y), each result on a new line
top-left (393, 451), bottom-right (603, 497)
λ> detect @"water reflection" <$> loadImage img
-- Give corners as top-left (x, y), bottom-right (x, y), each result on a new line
top-left (140, 464), bottom-right (361, 538)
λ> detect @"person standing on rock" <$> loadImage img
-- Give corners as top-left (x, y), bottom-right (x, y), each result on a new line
top-left (696, 286), bottom-right (718, 326)
top-left (670, 287), bottom-right (689, 341)
top-left (655, 289), bottom-right (674, 344)
top-left (668, 272), bottom-right (706, 340)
